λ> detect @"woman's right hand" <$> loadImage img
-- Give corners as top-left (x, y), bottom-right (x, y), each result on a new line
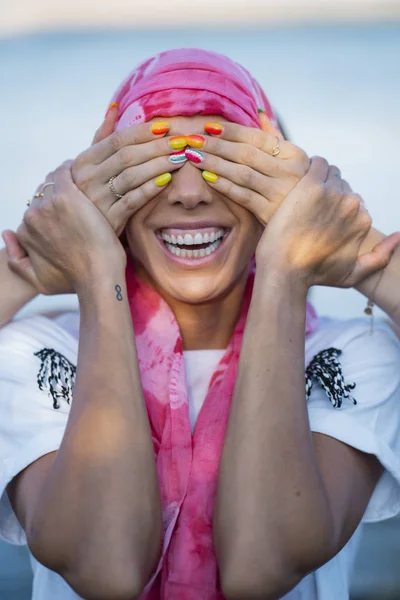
top-left (4, 106), bottom-right (186, 294)
top-left (71, 114), bottom-right (188, 236)
top-left (16, 162), bottom-right (127, 295)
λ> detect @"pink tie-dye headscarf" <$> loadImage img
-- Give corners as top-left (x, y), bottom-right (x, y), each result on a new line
top-left (109, 48), bottom-right (318, 599)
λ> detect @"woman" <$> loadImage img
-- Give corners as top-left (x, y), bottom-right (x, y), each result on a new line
top-left (0, 49), bottom-right (400, 600)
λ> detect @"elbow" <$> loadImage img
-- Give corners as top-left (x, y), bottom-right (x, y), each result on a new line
top-left (220, 559), bottom-right (303, 600)
top-left (218, 535), bottom-right (335, 600)
top-left (29, 539), bottom-right (150, 600)
top-left (60, 567), bottom-right (145, 600)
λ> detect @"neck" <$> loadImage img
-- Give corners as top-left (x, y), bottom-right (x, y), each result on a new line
top-left (135, 267), bottom-right (250, 351)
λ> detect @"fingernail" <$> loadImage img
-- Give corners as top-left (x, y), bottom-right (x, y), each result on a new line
top-left (202, 170), bottom-right (218, 183)
top-left (169, 136), bottom-right (188, 149)
top-left (105, 102), bottom-right (119, 117)
top-left (204, 122), bottom-right (223, 136)
top-left (169, 150), bottom-right (187, 165)
top-left (187, 134), bottom-right (205, 148)
top-left (151, 121), bottom-right (170, 136)
top-left (257, 108), bottom-right (265, 113)
top-left (154, 173), bottom-right (172, 187)
top-left (185, 148), bottom-right (204, 164)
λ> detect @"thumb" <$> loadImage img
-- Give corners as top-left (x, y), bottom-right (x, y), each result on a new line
top-left (2, 230), bottom-right (39, 287)
top-left (347, 232), bottom-right (400, 286)
top-left (91, 102), bottom-right (119, 145)
top-left (2, 229), bottom-right (28, 261)
top-left (258, 110), bottom-right (284, 141)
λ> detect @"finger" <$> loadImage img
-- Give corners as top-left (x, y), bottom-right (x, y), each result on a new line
top-left (258, 111), bottom-right (285, 141)
top-left (101, 136), bottom-right (187, 181)
top-left (2, 230), bottom-right (28, 261)
top-left (94, 120), bottom-right (171, 164)
top-left (347, 232), bottom-right (400, 285)
top-left (200, 171), bottom-right (271, 225)
top-left (109, 174), bottom-right (173, 236)
top-left (108, 156), bottom-right (183, 198)
top-left (92, 103), bottom-right (119, 145)
top-left (7, 252), bottom-right (38, 285)
top-left (186, 151), bottom-right (277, 200)
top-left (195, 137), bottom-right (294, 179)
top-left (298, 156), bottom-right (330, 189)
top-left (203, 120), bottom-right (292, 159)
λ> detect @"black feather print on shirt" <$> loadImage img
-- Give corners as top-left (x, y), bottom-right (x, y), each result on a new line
top-left (305, 347), bottom-right (356, 408)
top-left (34, 348), bottom-right (76, 409)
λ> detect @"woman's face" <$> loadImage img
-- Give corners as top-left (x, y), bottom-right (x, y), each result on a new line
top-left (125, 115), bottom-right (263, 305)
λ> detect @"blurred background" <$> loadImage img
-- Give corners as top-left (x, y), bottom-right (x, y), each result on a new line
top-left (0, 0), bottom-right (399, 598)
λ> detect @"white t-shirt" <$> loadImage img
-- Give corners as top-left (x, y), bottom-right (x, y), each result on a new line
top-left (1, 311), bottom-right (400, 600)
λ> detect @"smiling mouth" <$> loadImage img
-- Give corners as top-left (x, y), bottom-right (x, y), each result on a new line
top-left (156, 227), bottom-right (231, 259)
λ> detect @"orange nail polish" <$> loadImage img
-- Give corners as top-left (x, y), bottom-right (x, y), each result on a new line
top-left (204, 122), bottom-right (223, 136)
top-left (105, 102), bottom-right (119, 117)
top-left (169, 136), bottom-right (188, 150)
top-left (187, 134), bottom-right (205, 148)
top-left (151, 121), bottom-right (170, 135)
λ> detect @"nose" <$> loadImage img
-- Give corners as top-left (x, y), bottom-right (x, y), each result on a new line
top-left (165, 161), bottom-right (214, 210)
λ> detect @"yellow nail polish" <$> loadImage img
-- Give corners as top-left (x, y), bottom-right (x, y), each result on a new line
top-left (155, 172), bottom-right (172, 187)
top-left (169, 136), bottom-right (188, 150)
top-left (202, 170), bottom-right (218, 183)
top-left (151, 121), bottom-right (170, 135)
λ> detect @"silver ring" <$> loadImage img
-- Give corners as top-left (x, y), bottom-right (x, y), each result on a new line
top-left (42, 182), bottom-right (56, 192)
top-left (109, 175), bottom-right (123, 199)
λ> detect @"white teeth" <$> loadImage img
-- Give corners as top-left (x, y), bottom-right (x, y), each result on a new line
top-left (160, 229), bottom-right (224, 246)
top-left (165, 239), bottom-right (223, 259)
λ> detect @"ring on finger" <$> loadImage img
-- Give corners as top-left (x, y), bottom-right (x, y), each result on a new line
top-left (109, 175), bottom-right (123, 199)
top-left (271, 136), bottom-right (281, 157)
top-left (42, 181), bottom-right (56, 193)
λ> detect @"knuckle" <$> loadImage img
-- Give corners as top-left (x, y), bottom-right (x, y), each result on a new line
top-left (342, 193), bottom-right (361, 216)
top-left (238, 165), bottom-right (254, 187)
top-left (310, 181), bottom-right (327, 200)
top-left (359, 209), bottom-right (372, 230)
top-left (249, 129), bottom-right (262, 148)
top-left (240, 144), bottom-right (257, 166)
top-left (329, 164), bottom-right (341, 178)
top-left (291, 147), bottom-right (310, 174)
top-left (118, 146), bottom-right (134, 170)
top-left (110, 130), bottom-right (125, 153)
top-left (120, 167), bottom-right (136, 190)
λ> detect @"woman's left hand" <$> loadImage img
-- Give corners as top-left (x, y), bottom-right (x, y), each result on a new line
top-left (186, 116), bottom-right (310, 225)
top-left (255, 156), bottom-right (400, 290)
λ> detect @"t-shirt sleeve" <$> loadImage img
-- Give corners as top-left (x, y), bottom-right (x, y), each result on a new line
top-left (307, 320), bottom-right (400, 523)
top-left (0, 316), bottom-right (77, 545)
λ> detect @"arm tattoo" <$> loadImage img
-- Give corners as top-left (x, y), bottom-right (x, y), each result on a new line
top-left (115, 284), bottom-right (123, 301)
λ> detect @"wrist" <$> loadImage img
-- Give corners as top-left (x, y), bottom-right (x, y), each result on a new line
top-left (74, 263), bottom-right (127, 302)
top-left (255, 259), bottom-right (310, 299)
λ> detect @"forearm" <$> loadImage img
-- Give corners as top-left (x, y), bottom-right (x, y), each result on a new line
top-left (0, 248), bottom-right (37, 327)
top-left (355, 228), bottom-right (400, 326)
top-left (28, 271), bottom-right (161, 596)
top-left (215, 271), bottom-right (333, 599)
